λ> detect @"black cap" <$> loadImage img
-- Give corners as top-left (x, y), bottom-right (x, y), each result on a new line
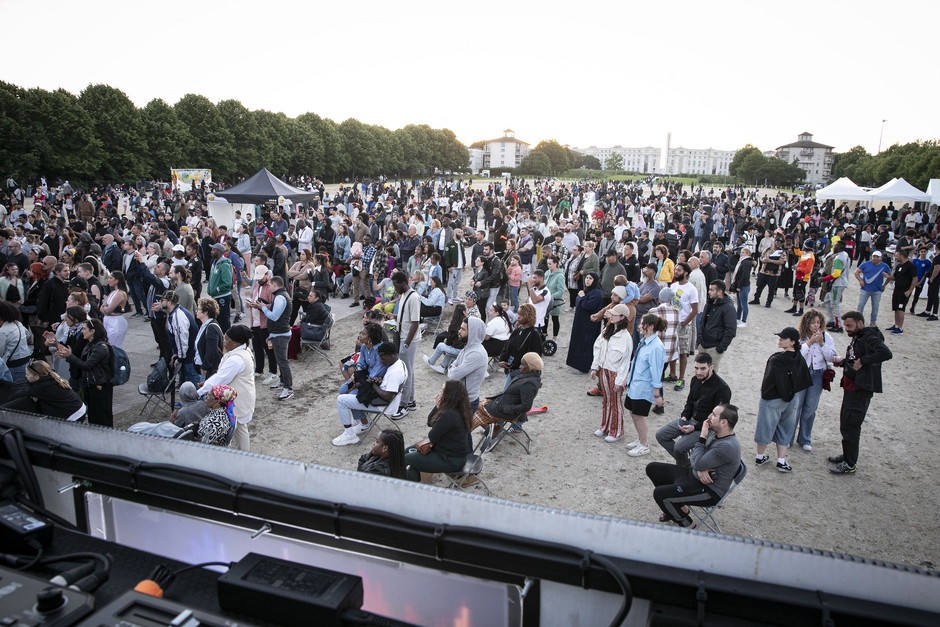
top-left (775, 327), bottom-right (800, 343)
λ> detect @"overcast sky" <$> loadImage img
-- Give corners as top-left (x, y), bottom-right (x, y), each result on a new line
top-left (5, 0), bottom-right (937, 156)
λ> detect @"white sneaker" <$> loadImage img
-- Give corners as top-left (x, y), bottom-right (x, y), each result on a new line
top-left (736, 321), bottom-right (746, 328)
top-left (253, 372), bottom-right (262, 379)
top-left (270, 381), bottom-right (283, 390)
top-left (626, 439), bottom-right (642, 449)
top-left (628, 444), bottom-right (650, 457)
top-left (593, 429), bottom-right (606, 437)
top-left (354, 422), bottom-right (371, 434)
top-left (802, 444), bottom-right (812, 452)
top-left (604, 435), bottom-right (622, 443)
top-left (278, 388), bottom-right (293, 401)
top-left (423, 355), bottom-right (445, 374)
top-left (332, 431), bottom-right (359, 446)
top-left (262, 373), bottom-right (278, 385)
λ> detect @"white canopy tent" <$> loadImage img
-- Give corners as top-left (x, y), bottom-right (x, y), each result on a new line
top-left (815, 177), bottom-right (872, 202)
top-left (926, 179), bottom-right (940, 207)
top-left (867, 177), bottom-right (930, 203)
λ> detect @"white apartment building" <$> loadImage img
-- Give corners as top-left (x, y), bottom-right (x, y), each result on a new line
top-left (468, 148), bottom-right (484, 174)
top-left (775, 132), bottom-right (834, 185)
top-left (664, 147), bottom-right (735, 176)
top-left (572, 145), bottom-right (661, 174)
top-left (481, 129), bottom-right (530, 169)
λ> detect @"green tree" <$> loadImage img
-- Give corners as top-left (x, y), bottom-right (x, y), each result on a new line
top-left (79, 84), bottom-right (149, 182)
top-left (252, 110), bottom-right (292, 176)
top-left (532, 139), bottom-right (569, 175)
top-left (605, 152), bottom-right (624, 172)
top-left (174, 94), bottom-right (236, 181)
top-left (433, 128), bottom-right (469, 172)
top-left (297, 113), bottom-right (345, 179)
top-left (372, 125), bottom-right (403, 174)
top-left (518, 151), bottom-right (551, 175)
top-left (287, 116), bottom-right (323, 177)
top-left (140, 98), bottom-right (193, 180)
top-left (729, 144), bottom-right (763, 181)
top-left (0, 81), bottom-right (43, 180)
top-left (469, 140), bottom-right (486, 150)
top-left (831, 145), bottom-right (869, 180)
top-left (217, 99), bottom-right (262, 178)
top-left (23, 87), bottom-right (103, 182)
top-left (567, 148), bottom-right (601, 170)
top-left (339, 118), bottom-right (379, 177)
top-left (395, 126), bottom-right (421, 173)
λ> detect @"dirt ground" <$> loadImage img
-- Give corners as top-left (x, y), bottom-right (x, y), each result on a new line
top-left (115, 267), bottom-right (939, 571)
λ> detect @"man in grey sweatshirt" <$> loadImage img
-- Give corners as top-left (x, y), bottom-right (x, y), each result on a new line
top-left (448, 316), bottom-right (487, 414)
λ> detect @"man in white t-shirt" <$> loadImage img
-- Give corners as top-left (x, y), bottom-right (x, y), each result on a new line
top-left (393, 270), bottom-right (421, 418)
top-left (528, 269), bottom-right (552, 331)
top-left (669, 262), bottom-right (699, 392)
top-left (332, 343), bottom-right (407, 446)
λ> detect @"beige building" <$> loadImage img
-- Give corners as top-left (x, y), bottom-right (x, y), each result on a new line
top-left (664, 147), bottom-right (735, 176)
top-left (572, 145), bottom-right (661, 174)
top-left (481, 129), bottom-right (530, 169)
top-left (775, 132), bottom-right (834, 185)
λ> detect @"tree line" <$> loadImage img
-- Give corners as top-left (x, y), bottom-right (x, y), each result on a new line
top-left (830, 141), bottom-right (940, 190)
top-left (0, 82), bottom-right (470, 186)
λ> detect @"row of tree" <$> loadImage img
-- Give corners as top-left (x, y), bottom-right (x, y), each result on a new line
top-left (0, 82), bottom-right (470, 186)
top-left (830, 141), bottom-right (940, 190)
top-left (508, 140), bottom-right (601, 175)
top-left (728, 145), bottom-right (807, 187)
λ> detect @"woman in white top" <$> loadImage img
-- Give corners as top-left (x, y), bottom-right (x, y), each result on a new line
top-left (100, 271), bottom-right (129, 349)
top-left (142, 241), bottom-right (161, 270)
top-left (590, 304), bottom-right (634, 442)
top-left (793, 309), bottom-right (837, 451)
top-left (296, 219), bottom-right (314, 256)
top-left (198, 324), bottom-right (256, 451)
top-left (482, 301), bottom-right (512, 357)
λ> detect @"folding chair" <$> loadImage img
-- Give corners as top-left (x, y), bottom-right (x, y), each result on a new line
top-left (688, 461), bottom-right (747, 534)
top-left (300, 313), bottom-right (334, 366)
top-left (355, 387), bottom-right (404, 443)
top-left (137, 361), bottom-right (182, 419)
top-left (478, 410), bottom-right (531, 455)
top-left (444, 453), bottom-right (491, 496)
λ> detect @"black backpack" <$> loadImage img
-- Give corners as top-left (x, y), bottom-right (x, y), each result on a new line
top-left (147, 358), bottom-right (170, 392)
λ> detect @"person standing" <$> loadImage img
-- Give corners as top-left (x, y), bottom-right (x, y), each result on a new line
top-left (853, 250), bottom-right (891, 327)
top-left (58, 319), bottom-right (113, 427)
top-left (590, 304), bottom-right (633, 442)
top-left (698, 280), bottom-right (737, 371)
top-left (616, 313), bottom-right (667, 457)
top-left (730, 246), bottom-right (753, 328)
top-left (247, 276), bottom-right (293, 401)
top-left (793, 310), bottom-right (837, 452)
top-left (566, 272), bottom-right (604, 374)
top-left (161, 290), bottom-right (201, 387)
top-left (391, 270), bottom-right (420, 419)
top-left (751, 239), bottom-right (785, 307)
top-left (199, 325), bottom-right (257, 451)
top-left (753, 327), bottom-right (812, 473)
top-left (821, 241), bottom-right (850, 333)
top-left (922, 248), bottom-right (940, 321)
top-left (443, 227), bottom-right (466, 304)
top-left (668, 262), bottom-right (698, 391)
top-left (829, 311), bottom-right (893, 474)
top-left (885, 250), bottom-right (916, 335)
top-left (208, 244), bottom-right (234, 334)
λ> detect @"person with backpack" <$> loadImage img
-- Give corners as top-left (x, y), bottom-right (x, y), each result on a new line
top-left (57, 318), bottom-right (114, 427)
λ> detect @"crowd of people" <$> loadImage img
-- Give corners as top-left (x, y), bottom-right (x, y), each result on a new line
top-left (0, 172), bottom-right (933, 502)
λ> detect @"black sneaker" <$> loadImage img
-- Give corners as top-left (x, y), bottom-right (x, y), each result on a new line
top-left (831, 327), bottom-right (844, 333)
top-left (928, 315), bottom-right (939, 321)
top-left (827, 454), bottom-right (844, 464)
top-left (916, 312), bottom-right (930, 317)
top-left (663, 374), bottom-right (678, 383)
top-left (793, 310), bottom-right (803, 317)
top-left (652, 405), bottom-right (665, 415)
top-left (755, 455), bottom-right (770, 466)
top-left (349, 300), bottom-right (360, 307)
top-left (784, 306), bottom-right (797, 313)
top-left (674, 379), bottom-right (685, 391)
top-left (830, 461), bottom-right (856, 475)
top-left (885, 324), bottom-right (898, 331)
top-left (389, 407), bottom-right (408, 420)
top-left (404, 401), bottom-right (417, 410)
top-left (776, 461), bottom-right (792, 473)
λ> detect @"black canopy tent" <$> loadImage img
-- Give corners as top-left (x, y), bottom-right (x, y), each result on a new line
top-left (214, 168), bottom-right (319, 204)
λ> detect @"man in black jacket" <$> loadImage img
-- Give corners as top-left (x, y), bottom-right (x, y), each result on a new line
top-left (829, 310), bottom-right (893, 475)
top-left (37, 263), bottom-right (70, 328)
top-left (655, 352), bottom-right (732, 465)
top-left (699, 281), bottom-right (737, 371)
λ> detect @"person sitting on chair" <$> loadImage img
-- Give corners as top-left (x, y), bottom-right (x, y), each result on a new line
top-left (419, 276), bottom-right (446, 319)
top-left (332, 342), bottom-right (407, 446)
top-left (300, 288), bottom-right (330, 344)
top-left (404, 380), bottom-right (471, 482)
top-left (358, 429), bottom-right (407, 479)
top-left (483, 301), bottom-right (512, 358)
top-left (483, 351), bottom-right (543, 435)
top-left (645, 403), bottom-right (742, 528)
top-left (199, 385), bottom-right (237, 446)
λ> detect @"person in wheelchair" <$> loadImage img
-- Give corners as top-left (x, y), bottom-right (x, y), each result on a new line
top-left (481, 352), bottom-right (542, 438)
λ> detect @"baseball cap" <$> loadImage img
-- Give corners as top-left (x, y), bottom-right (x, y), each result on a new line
top-left (775, 327), bottom-right (800, 343)
top-left (172, 244), bottom-right (185, 252)
top-left (211, 243), bottom-right (225, 252)
top-left (253, 265), bottom-right (270, 281)
top-left (871, 250), bottom-right (883, 257)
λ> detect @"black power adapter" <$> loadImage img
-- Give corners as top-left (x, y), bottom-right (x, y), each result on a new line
top-left (0, 501), bottom-right (53, 554)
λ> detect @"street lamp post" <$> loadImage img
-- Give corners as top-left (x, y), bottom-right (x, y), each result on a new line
top-left (877, 119), bottom-right (887, 154)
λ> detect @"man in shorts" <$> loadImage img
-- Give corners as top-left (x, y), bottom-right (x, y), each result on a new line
top-left (886, 250), bottom-right (916, 335)
top-left (669, 262), bottom-right (699, 392)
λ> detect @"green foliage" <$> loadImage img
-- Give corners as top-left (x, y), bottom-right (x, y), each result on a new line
top-left (469, 140), bottom-right (485, 150)
top-left (174, 94), bottom-right (236, 180)
top-left (518, 151), bottom-right (552, 175)
top-left (79, 84), bottom-right (149, 182)
top-left (833, 141), bottom-right (940, 190)
top-left (566, 148), bottom-right (601, 170)
top-left (604, 152), bottom-right (624, 172)
top-left (252, 110), bottom-right (292, 177)
top-left (217, 99), bottom-right (262, 178)
top-left (24, 87), bottom-right (103, 182)
top-left (0, 81), bottom-right (42, 180)
top-left (140, 98), bottom-right (193, 179)
top-left (529, 139), bottom-right (569, 175)
top-left (728, 144), bottom-right (763, 181)
top-left (697, 174), bottom-right (740, 185)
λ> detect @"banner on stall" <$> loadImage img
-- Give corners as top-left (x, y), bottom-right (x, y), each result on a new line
top-left (170, 169), bottom-right (212, 192)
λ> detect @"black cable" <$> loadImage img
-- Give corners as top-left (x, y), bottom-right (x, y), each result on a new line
top-left (13, 495), bottom-right (81, 531)
top-left (0, 428), bottom-right (43, 507)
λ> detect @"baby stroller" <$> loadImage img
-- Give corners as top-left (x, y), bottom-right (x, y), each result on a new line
top-left (539, 325), bottom-right (557, 356)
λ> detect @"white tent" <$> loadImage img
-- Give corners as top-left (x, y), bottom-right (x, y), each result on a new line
top-left (926, 179), bottom-right (940, 206)
top-left (868, 178), bottom-right (930, 203)
top-left (815, 177), bottom-right (872, 201)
